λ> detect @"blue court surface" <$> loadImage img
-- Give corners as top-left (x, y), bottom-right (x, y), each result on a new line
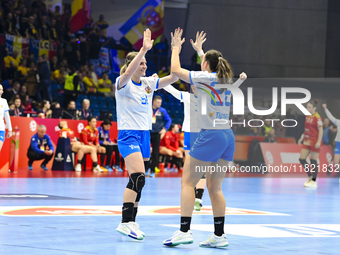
top-left (0, 177), bottom-right (339, 255)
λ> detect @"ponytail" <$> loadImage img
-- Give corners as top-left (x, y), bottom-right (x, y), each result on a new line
top-left (205, 50), bottom-right (234, 84)
top-left (120, 51), bottom-right (138, 75)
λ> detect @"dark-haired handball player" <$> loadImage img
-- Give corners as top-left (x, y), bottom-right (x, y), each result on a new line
top-left (298, 100), bottom-right (323, 188)
top-left (115, 28), bottom-right (178, 240)
top-left (322, 104), bottom-right (340, 183)
top-left (0, 84), bottom-right (12, 153)
top-left (163, 28), bottom-right (247, 248)
top-left (59, 120), bottom-right (98, 172)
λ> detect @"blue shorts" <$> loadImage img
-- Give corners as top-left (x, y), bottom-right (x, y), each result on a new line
top-left (183, 132), bottom-right (199, 151)
top-left (189, 129), bottom-right (235, 163)
top-left (0, 131), bottom-right (5, 142)
top-left (335, 142), bottom-right (340, 155)
top-left (117, 130), bottom-right (151, 159)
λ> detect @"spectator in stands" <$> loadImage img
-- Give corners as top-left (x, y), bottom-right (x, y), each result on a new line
top-left (80, 117), bottom-right (106, 172)
top-left (18, 85), bottom-right (28, 101)
top-left (5, 81), bottom-right (20, 102)
top-left (27, 124), bottom-right (54, 170)
top-left (9, 97), bottom-right (24, 117)
top-left (98, 72), bottom-right (114, 97)
top-left (26, 15), bottom-right (38, 39)
top-left (8, 101), bottom-right (15, 111)
top-left (149, 95), bottom-right (172, 177)
top-left (62, 35), bottom-right (80, 68)
top-left (95, 14), bottom-right (108, 37)
top-left (24, 62), bottom-right (38, 98)
top-left (19, 6), bottom-right (29, 36)
top-left (5, 12), bottom-right (18, 35)
top-left (97, 119), bottom-right (115, 171)
top-left (51, 65), bottom-right (66, 85)
top-left (50, 56), bottom-right (59, 72)
top-left (48, 18), bottom-right (60, 44)
top-left (4, 50), bottom-right (20, 78)
top-left (262, 120), bottom-right (272, 137)
top-left (51, 102), bottom-right (61, 118)
top-left (37, 54), bottom-right (52, 102)
top-left (27, 52), bottom-right (35, 67)
top-left (79, 99), bottom-right (93, 120)
top-left (89, 64), bottom-right (99, 84)
top-left (37, 100), bottom-right (52, 118)
top-left (263, 129), bottom-right (277, 143)
top-left (159, 123), bottom-right (183, 171)
top-left (79, 35), bottom-right (87, 65)
top-left (63, 65), bottom-right (79, 108)
top-left (83, 70), bottom-right (97, 93)
top-left (13, 8), bottom-right (21, 34)
top-left (17, 58), bottom-right (29, 83)
top-left (52, 5), bottom-right (61, 18)
top-left (62, 100), bottom-right (78, 119)
top-left (77, 73), bottom-right (86, 93)
top-left (38, 14), bottom-right (48, 40)
top-left (22, 94), bottom-right (33, 112)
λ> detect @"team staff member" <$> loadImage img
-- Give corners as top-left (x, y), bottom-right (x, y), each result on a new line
top-left (80, 117), bottom-right (106, 172)
top-left (0, 84), bottom-right (12, 153)
top-left (27, 125), bottom-right (54, 170)
top-left (298, 100), bottom-right (323, 188)
top-left (149, 95), bottom-right (171, 177)
top-left (59, 120), bottom-right (101, 172)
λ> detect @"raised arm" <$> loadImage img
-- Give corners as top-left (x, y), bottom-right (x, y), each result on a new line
top-left (157, 73), bottom-right (179, 89)
top-left (171, 28), bottom-right (191, 83)
top-left (323, 104), bottom-right (340, 126)
top-left (117, 29), bottom-right (154, 90)
top-left (190, 31), bottom-right (206, 64)
top-left (233, 73), bottom-right (247, 87)
top-left (163, 85), bottom-right (182, 101)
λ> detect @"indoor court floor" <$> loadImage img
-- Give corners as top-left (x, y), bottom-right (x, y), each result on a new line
top-left (0, 171), bottom-right (339, 255)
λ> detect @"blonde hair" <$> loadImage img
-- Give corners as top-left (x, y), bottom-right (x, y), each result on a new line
top-left (120, 51), bottom-right (139, 75)
top-left (205, 50), bottom-right (234, 84)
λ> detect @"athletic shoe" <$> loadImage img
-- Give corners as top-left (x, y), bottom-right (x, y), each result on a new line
top-left (116, 222), bottom-right (144, 240)
top-left (132, 222), bottom-right (145, 237)
top-left (145, 168), bottom-right (151, 176)
top-left (163, 230), bottom-right (194, 246)
top-left (150, 172), bottom-right (155, 178)
top-left (170, 167), bottom-right (177, 172)
top-left (199, 233), bottom-right (229, 248)
top-left (155, 166), bottom-right (160, 173)
top-left (40, 164), bottom-right (48, 171)
top-left (165, 167), bottom-right (172, 172)
top-left (28, 164), bottom-right (33, 170)
top-left (305, 180), bottom-right (317, 188)
top-left (194, 199), bottom-right (203, 211)
top-left (75, 164), bottom-right (82, 172)
top-left (93, 165), bottom-right (104, 172)
top-left (303, 176), bottom-right (313, 187)
top-left (114, 165), bottom-right (124, 172)
top-left (105, 165), bottom-right (114, 172)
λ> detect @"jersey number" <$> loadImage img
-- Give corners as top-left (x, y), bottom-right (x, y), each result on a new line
top-left (141, 95), bottom-right (148, 105)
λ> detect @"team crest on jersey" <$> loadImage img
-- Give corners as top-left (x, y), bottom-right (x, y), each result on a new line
top-left (145, 86), bottom-right (152, 94)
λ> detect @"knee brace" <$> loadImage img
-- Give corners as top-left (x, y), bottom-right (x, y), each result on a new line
top-left (127, 173), bottom-right (145, 193)
top-left (310, 159), bottom-right (318, 170)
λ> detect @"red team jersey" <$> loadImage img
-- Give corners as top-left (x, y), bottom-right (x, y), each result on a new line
top-left (160, 131), bottom-right (179, 152)
top-left (80, 126), bottom-right (99, 145)
top-left (59, 128), bottom-right (77, 143)
top-left (304, 112), bottom-right (322, 146)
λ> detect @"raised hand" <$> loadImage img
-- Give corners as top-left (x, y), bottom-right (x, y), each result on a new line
top-left (142, 28), bottom-right (154, 51)
top-left (171, 27), bottom-right (185, 53)
top-left (239, 72), bottom-right (247, 80)
top-left (322, 104), bottom-right (327, 110)
top-left (190, 31), bottom-right (206, 52)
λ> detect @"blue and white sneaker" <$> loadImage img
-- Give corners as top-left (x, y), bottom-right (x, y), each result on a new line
top-left (28, 164), bottom-right (33, 170)
top-left (145, 168), bottom-right (151, 176)
top-left (199, 233), bottom-right (229, 248)
top-left (149, 172), bottom-right (155, 178)
top-left (114, 165), bottom-right (124, 172)
top-left (163, 230), bottom-right (194, 246)
top-left (116, 222), bottom-right (144, 240)
top-left (40, 164), bottom-right (48, 171)
top-left (105, 165), bottom-right (114, 172)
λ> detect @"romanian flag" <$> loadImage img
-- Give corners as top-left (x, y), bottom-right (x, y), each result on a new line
top-left (70, 0), bottom-right (91, 33)
top-left (119, 0), bottom-right (164, 50)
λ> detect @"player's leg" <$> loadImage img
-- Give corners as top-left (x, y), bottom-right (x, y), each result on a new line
top-left (71, 144), bottom-right (84, 172)
top-left (299, 147), bottom-right (312, 186)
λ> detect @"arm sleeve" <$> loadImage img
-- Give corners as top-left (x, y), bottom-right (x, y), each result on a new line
top-left (163, 109), bottom-right (172, 130)
top-left (47, 136), bottom-right (54, 152)
top-left (81, 130), bottom-right (90, 145)
top-left (163, 85), bottom-right (182, 101)
top-left (4, 111), bottom-right (12, 131)
top-left (325, 109), bottom-right (340, 126)
top-left (31, 137), bottom-right (44, 154)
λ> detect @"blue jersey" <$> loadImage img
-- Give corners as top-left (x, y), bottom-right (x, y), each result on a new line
top-left (28, 133), bottom-right (54, 154)
top-left (97, 126), bottom-right (111, 145)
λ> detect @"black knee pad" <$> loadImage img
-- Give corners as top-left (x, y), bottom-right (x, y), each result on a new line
top-left (126, 173), bottom-right (145, 193)
top-left (299, 158), bottom-right (307, 165)
top-left (310, 159), bottom-right (318, 168)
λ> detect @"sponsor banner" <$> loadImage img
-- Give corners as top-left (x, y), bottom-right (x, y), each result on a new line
top-left (0, 206), bottom-right (288, 217)
top-left (164, 224), bottom-right (340, 238)
top-left (260, 143), bottom-right (333, 170)
top-left (0, 118), bottom-right (118, 170)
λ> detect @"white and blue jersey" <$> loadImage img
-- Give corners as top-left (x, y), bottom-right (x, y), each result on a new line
top-left (188, 71), bottom-right (235, 163)
top-left (0, 98), bottom-right (11, 142)
top-left (115, 76), bottom-right (159, 158)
